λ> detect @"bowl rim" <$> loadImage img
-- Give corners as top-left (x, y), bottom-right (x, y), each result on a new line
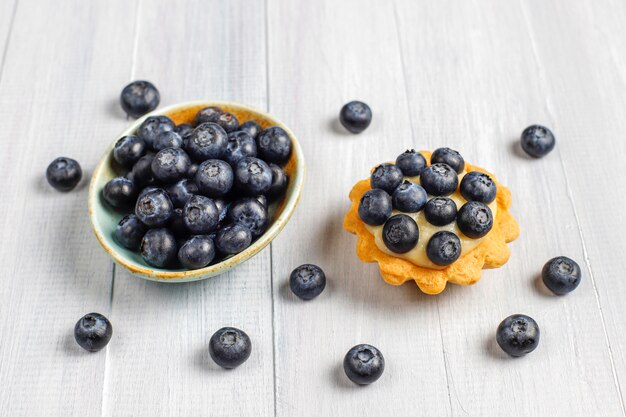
top-left (88, 100), bottom-right (305, 282)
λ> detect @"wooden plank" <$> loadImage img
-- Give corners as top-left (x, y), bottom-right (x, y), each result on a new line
top-left (0, 0), bottom-right (136, 416)
top-left (102, 1), bottom-right (274, 416)
top-left (393, 0), bottom-right (624, 415)
top-left (267, 1), bottom-right (452, 415)
top-left (519, 0), bottom-right (626, 411)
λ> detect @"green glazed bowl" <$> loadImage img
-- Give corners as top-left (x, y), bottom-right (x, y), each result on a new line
top-left (89, 101), bottom-right (305, 282)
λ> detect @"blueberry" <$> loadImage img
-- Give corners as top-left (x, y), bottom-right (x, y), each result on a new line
top-left (140, 228), bottom-right (178, 267)
top-left (120, 80), bottom-right (159, 118)
top-left (382, 214), bottom-right (419, 253)
top-left (239, 120), bottom-right (261, 139)
top-left (195, 106), bottom-right (223, 125)
top-left (195, 159), bottom-right (234, 197)
top-left (183, 195), bottom-right (219, 234)
top-left (424, 197), bottom-right (457, 226)
top-left (215, 223), bottom-right (253, 255)
top-left (151, 147), bottom-right (191, 183)
top-left (103, 177), bottom-right (138, 209)
top-left (457, 201), bottom-right (493, 239)
top-left (521, 125), bottom-right (555, 158)
top-left (46, 157), bottom-right (82, 191)
top-left (224, 131), bottom-right (257, 166)
top-left (175, 123), bottom-right (194, 139)
top-left (542, 256), bottom-right (582, 295)
top-left (431, 148), bottom-right (465, 174)
top-left (166, 179), bottom-right (198, 208)
top-left (128, 154), bottom-right (156, 187)
top-left (426, 231), bottom-right (461, 266)
top-left (420, 163), bottom-right (459, 196)
top-left (135, 188), bottom-right (173, 227)
top-left (74, 313), bottom-right (112, 352)
top-left (496, 314), bottom-right (540, 357)
top-left (186, 122), bottom-right (228, 161)
top-left (267, 163), bottom-right (288, 199)
top-left (113, 135), bottom-right (147, 166)
top-left (153, 130), bottom-right (183, 151)
top-left (358, 189), bottom-right (392, 226)
top-left (392, 181), bottom-right (427, 212)
top-left (214, 198), bottom-right (229, 225)
top-left (115, 214), bottom-right (147, 250)
top-left (137, 115), bottom-right (175, 149)
top-left (255, 194), bottom-right (268, 209)
top-left (343, 344), bottom-right (384, 385)
top-left (215, 111), bottom-right (239, 133)
top-left (370, 163), bottom-right (403, 194)
top-left (168, 207), bottom-right (189, 237)
top-left (178, 235), bottom-right (215, 269)
top-left (234, 157), bottom-right (273, 196)
top-left (289, 264), bottom-right (326, 300)
top-left (460, 171), bottom-right (497, 204)
top-left (186, 162), bottom-right (199, 179)
top-left (395, 149), bottom-right (427, 176)
top-left (209, 327), bottom-right (252, 369)
top-left (339, 101), bottom-right (372, 134)
top-left (257, 127), bottom-right (292, 164)
top-left (227, 198), bottom-right (268, 237)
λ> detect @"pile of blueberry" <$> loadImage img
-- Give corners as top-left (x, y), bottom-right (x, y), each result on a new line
top-left (358, 147), bottom-right (497, 266)
top-left (102, 105), bottom-right (291, 270)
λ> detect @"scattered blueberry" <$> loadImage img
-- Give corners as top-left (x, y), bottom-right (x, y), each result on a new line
top-left (496, 314), bottom-right (540, 357)
top-left (166, 179), bottom-right (199, 208)
top-left (195, 159), bottom-right (234, 197)
top-left (426, 231), bottom-right (461, 266)
top-left (74, 313), bottom-right (113, 352)
top-left (175, 123), bottom-right (194, 139)
top-left (137, 115), bottom-right (175, 149)
top-left (216, 111), bottom-right (240, 133)
top-left (431, 148), bottom-right (464, 174)
top-left (224, 130), bottom-right (257, 166)
top-left (140, 228), bottom-right (178, 267)
top-left (395, 149), bottom-right (427, 176)
top-left (113, 135), bottom-right (146, 166)
top-left (135, 188), bottom-right (173, 226)
top-left (151, 147), bottom-right (191, 183)
top-left (195, 106), bottom-right (223, 125)
top-left (343, 344), bottom-right (384, 385)
top-left (424, 197), bottom-right (457, 226)
top-left (186, 122), bottom-right (228, 161)
top-left (370, 163), bottom-right (403, 194)
top-left (115, 214), bottom-right (148, 250)
top-left (128, 154), bottom-right (155, 187)
top-left (227, 198), bottom-right (268, 237)
top-left (46, 157), bottom-right (82, 191)
top-left (267, 163), bottom-right (288, 199)
top-left (420, 163), bottom-right (459, 196)
top-left (183, 195), bottom-right (219, 234)
top-left (103, 177), bottom-right (138, 209)
top-left (289, 264), bottom-right (326, 300)
top-left (520, 125), bottom-right (555, 158)
top-left (460, 171), bottom-right (497, 204)
top-left (234, 157), bottom-right (273, 196)
top-left (153, 130), bottom-right (184, 151)
top-left (382, 214), bottom-right (419, 253)
top-left (358, 189), bottom-right (392, 226)
top-left (209, 327), bottom-right (252, 369)
top-left (542, 256), bottom-right (582, 295)
top-left (256, 127), bottom-right (292, 164)
top-left (120, 80), bottom-right (159, 118)
top-left (339, 101), bottom-right (372, 134)
top-left (215, 223), bottom-right (253, 255)
top-left (392, 181), bottom-right (428, 212)
top-left (457, 201), bottom-right (493, 239)
top-left (178, 235), bottom-right (215, 269)
top-left (239, 120), bottom-right (261, 139)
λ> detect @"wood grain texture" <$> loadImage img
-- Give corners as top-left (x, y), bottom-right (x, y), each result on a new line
top-left (0, 0), bottom-right (136, 416)
top-left (102, 1), bottom-right (274, 416)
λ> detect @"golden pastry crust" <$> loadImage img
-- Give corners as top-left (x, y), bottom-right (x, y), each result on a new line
top-left (343, 151), bottom-right (520, 294)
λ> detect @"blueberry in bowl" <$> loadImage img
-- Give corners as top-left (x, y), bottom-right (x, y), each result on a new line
top-left (89, 101), bottom-right (304, 282)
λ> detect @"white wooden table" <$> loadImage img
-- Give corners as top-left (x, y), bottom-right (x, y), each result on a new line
top-left (1, 0), bottom-right (625, 415)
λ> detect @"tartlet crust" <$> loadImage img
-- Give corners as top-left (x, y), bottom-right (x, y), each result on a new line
top-left (343, 151), bottom-right (520, 294)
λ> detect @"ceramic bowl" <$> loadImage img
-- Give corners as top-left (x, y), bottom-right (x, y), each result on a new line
top-left (89, 101), bottom-right (304, 282)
